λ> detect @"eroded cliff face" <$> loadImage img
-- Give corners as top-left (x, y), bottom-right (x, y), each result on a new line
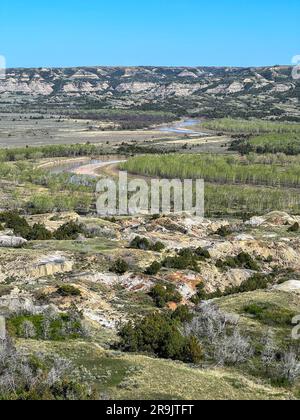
top-left (0, 251), bottom-right (73, 282)
top-left (0, 66), bottom-right (298, 118)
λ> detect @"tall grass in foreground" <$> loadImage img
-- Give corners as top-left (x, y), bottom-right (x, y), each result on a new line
top-left (202, 118), bottom-right (300, 134)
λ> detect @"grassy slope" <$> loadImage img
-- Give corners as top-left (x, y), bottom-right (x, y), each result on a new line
top-left (18, 340), bottom-right (293, 400)
top-left (217, 290), bottom-right (300, 344)
top-left (16, 289), bottom-right (300, 400)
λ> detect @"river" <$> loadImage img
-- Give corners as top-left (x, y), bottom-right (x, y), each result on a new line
top-left (159, 119), bottom-right (206, 135)
top-left (48, 119), bottom-right (205, 177)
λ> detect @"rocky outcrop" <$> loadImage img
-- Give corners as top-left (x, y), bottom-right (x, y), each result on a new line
top-left (274, 280), bottom-right (300, 292)
top-left (0, 235), bottom-right (27, 248)
top-left (27, 255), bottom-right (73, 278)
top-left (0, 252), bottom-right (73, 282)
top-left (246, 211), bottom-right (300, 227)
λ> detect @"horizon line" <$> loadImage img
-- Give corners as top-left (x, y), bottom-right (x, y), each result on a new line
top-left (4, 63), bottom-right (293, 71)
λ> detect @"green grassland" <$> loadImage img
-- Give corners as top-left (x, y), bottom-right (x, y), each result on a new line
top-left (27, 237), bottom-right (120, 254)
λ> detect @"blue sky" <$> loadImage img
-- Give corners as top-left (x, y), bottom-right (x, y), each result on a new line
top-left (0, 0), bottom-right (299, 68)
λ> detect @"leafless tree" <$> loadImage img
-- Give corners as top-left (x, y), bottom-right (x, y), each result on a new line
top-left (45, 356), bottom-right (72, 387)
top-left (214, 329), bottom-right (254, 366)
top-left (21, 320), bottom-right (36, 339)
top-left (184, 302), bottom-right (253, 365)
top-left (278, 352), bottom-right (300, 384)
top-left (185, 302), bottom-right (239, 345)
top-left (0, 335), bottom-right (74, 398)
top-left (261, 330), bottom-right (277, 375)
top-left (41, 317), bottom-right (51, 340)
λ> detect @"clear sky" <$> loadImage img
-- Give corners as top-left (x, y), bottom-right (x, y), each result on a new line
top-left (0, 0), bottom-right (299, 68)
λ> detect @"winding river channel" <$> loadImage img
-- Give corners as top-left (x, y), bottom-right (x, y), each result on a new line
top-left (49, 119), bottom-right (204, 177)
top-left (159, 119), bottom-right (203, 135)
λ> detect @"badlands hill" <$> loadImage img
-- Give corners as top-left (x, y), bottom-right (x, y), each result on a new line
top-left (1, 66), bottom-right (299, 119)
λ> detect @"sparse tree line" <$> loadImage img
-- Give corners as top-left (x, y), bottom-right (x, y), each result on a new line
top-left (202, 118), bottom-right (300, 135)
top-left (66, 109), bottom-right (177, 130)
top-left (0, 144), bottom-right (107, 162)
top-left (230, 134), bottom-right (300, 156)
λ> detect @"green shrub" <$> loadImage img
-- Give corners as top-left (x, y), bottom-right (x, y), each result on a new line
top-left (215, 225), bottom-right (232, 237)
top-left (110, 258), bottom-right (129, 275)
top-left (163, 256), bottom-right (190, 270)
top-left (0, 211), bottom-right (31, 238)
top-left (118, 312), bottom-right (203, 364)
top-left (195, 247), bottom-right (211, 260)
top-left (129, 237), bottom-right (165, 252)
top-left (288, 222), bottom-right (299, 233)
top-left (221, 274), bottom-right (272, 296)
top-left (57, 285), bottom-right (82, 297)
top-left (243, 302), bottom-right (296, 326)
top-left (238, 274), bottom-right (271, 292)
top-left (216, 252), bottom-right (260, 271)
top-left (152, 241), bottom-right (166, 252)
top-left (129, 236), bottom-right (151, 250)
top-left (163, 248), bottom-right (201, 272)
top-left (172, 305), bottom-right (194, 323)
top-left (54, 221), bottom-right (84, 240)
top-left (182, 335), bottom-right (203, 364)
top-left (149, 283), bottom-right (182, 308)
top-left (145, 261), bottom-right (161, 276)
top-left (191, 274), bottom-right (273, 302)
top-left (0, 285), bottom-right (13, 297)
top-left (27, 223), bottom-right (52, 240)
